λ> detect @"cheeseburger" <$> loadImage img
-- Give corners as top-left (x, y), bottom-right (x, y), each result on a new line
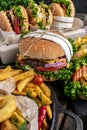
top-left (0, 5), bottom-right (29, 34)
top-left (50, 0), bottom-right (75, 17)
top-left (26, 1), bottom-right (53, 30)
top-left (16, 30), bottom-right (73, 81)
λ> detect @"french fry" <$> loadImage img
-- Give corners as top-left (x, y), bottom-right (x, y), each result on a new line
top-left (1, 65), bottom-right (12, 74)
top-left (30, 91), bottom-right (37, 98)
top-left (34, 85), bottom-right (52, 105)
top-left (0, 69), bottom-right (23, 81)
top-left (26, 83), bottom-right (35, 88)
top-left (40, 83), bottom-right (51, 97)
top-left (13, 70), bottom-right (35, 82)
top-left (17, 75), bottom-right (34, 92)
top-left (12, 89), bottom-right (20, 95)
top-left (11, 112), bottom-right (25, 124)
top-left (46, 105), bottom-right (52, 120)
top-left (23, 87), bottom-right (35, 93)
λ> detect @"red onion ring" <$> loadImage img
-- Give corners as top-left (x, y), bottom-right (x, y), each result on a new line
top-left (45, 61), bottom-right (67, 68)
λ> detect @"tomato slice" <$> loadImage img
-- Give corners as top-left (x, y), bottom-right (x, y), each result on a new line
top-left (13, 17), bottom-right (21, 34)
top-left (35, 66), bottom-right (61, 71)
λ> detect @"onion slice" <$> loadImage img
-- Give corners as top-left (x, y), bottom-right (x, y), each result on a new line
top-left (45, 61), bottom-right (67, 69)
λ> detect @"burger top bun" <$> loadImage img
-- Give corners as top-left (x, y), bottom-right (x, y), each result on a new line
top-left (19, 30), bottom-right (73, 62)
top-left (19, 38), bottom-right (65, 60)
top-left (0, 11), bottom-right (12, 32)
top-left (50, 0), bottom-right (75, 17)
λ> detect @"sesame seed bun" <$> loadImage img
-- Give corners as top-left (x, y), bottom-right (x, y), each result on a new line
top-left (19, 37), bottom-right (65, 60)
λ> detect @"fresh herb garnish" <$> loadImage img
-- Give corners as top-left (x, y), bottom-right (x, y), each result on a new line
top-left (11, 118), bottom-right (27, 130)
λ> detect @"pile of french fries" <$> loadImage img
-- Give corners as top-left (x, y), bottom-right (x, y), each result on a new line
top-left (0, 65), bottom-right (53, 130)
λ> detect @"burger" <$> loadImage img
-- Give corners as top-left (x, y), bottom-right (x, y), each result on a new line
top-left (50, 0), bottom-right (75, 17)
top-left (0, 5), bottom-right (29, 34)
top-left (16, 30), bottom-right (73, 81)
top-left (26, 1), bottom-right (53, 30)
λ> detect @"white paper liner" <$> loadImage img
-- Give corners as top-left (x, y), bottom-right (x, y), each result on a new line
top-left (0, 78), bottom-right (16, 94)
top-left (52, 21), bottom-right (73, 28)
top-left (0, 29), bottom-right (20, 46)
top-left (53, 16), bottom-right (74, 22)
top-left (15, 96), bottom-right (38, 130)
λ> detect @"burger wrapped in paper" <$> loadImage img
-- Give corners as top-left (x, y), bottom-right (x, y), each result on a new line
top-left (50, 0), bottom-right (75, 30)
top-left (0, 5), bottom-right (29, 34)
top-left (16, 30), bottom-right (73, 81)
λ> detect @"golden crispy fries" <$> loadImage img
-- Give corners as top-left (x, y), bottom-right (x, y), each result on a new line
top-left (26, 83), bottom-right (35, 88)
top-left (17, 75), bottom-right (34, 92)
top-left (30, 91), bottom-right (37, 98)
top-left (46, 105), bottom-right (52, 120)
top-left (23, 87), bottom-right (35, 93)
top-left (0, 69), bottom-right (23, 81)
top-left (11, 112), bottom-right (25, 124)
top-left (34, 85), bottom-right (52, 105)
top-left (0, 95), bottom-right (16, 122)
top-left (1, 65), bottom-right (12, 74)
top-left (40, 83), bottom-right (51, 97)
top-left (13, 70), bottom-right (35, 82)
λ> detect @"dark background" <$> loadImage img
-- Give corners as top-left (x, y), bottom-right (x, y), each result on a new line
top-left (35, 0), bottom-right (87, 13)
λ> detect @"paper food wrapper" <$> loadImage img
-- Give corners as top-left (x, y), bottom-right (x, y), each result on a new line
top-left (0, 78), bottom-right (38, 130)
top-left (15, 96), bottom-right (38, 130)
top-left (0, 29), bottom-right (20, 46)
top-left (0, 78), bottom-right (16, 94)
